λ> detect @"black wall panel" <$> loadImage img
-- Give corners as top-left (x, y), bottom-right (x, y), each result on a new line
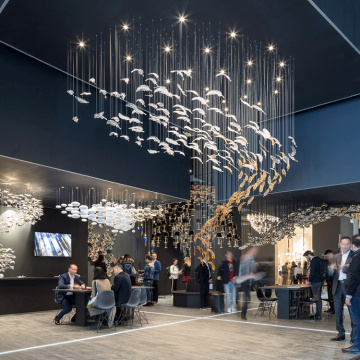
top-left (0, 206), bottom-right (88, 279)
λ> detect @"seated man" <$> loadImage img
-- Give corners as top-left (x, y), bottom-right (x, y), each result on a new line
top-left (112, 263), bottom-right (132, 320)
top-left (54, 264), bottom-right (85, 325)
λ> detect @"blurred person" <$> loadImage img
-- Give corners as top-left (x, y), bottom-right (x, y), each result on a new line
top-left (143, 254), bottom-right (154, 306)
top-left (303, 250), bottom-right (323, 320)
top-left (151, 252), bottom-right (161, 304)
top-left (289, 261), bottom-right (297, 284)
top-left (282, 262), bottom-right (289, 285)
top-left (122, 253), bottom-right (138, 286)
top-left (169, 258), bottom-right (180, 292)
top-left (342, 235), bottom-right (360, 354)
top-left (195, 255), bottom-right (212, 310)
top-left (179, 257), bottom-right (191, 288)
top-left (329, 236), bottom-right (354, 341)
top-left (217, 250), bottom-right (239, 312)
top-left (54, 264), bottom-right (85, 325)
top-left (294, 262), bottom-right (303, 285)
top-left (324, 249), bottom-right (335, 314)
top-left (88, 267), bottom-right (115, 327)
top-left (112, 263), bottom-right (132, 321)
top-left (236, 247), bottom-right (258, 320)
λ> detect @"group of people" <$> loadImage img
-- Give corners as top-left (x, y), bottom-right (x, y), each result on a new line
top-left (167, 257), bottom-right (191, 292)
top-left (303, 235), bottom-right (360, 355)
top-left (281, 261), bottom-right (305, 285)
top-left (206, 247), bottom-right (259, 319)
top-left (54, 251), bottom-right (163, 326)
top-left (54, 262), bottom-right (132, 327)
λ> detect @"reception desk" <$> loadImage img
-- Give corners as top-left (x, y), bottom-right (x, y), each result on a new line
top-left (0, 277), bottom-right (60, 315)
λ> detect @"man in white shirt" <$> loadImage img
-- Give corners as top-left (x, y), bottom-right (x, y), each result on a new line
top-left (54, 264), bottom-right (85, 325)
top-left (329, 237), bottom-right (354, 341)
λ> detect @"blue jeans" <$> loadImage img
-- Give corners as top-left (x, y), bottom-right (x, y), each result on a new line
top-left (349, 297), bottom-right (360, 348)
top-left (58, 295), bottom-right (76, 320)
top-left (143, 280), bottom-right (153, 302)
top-left (311, 282), bottom-right (323, 317)
top-left (224, 281), bottom-right (236, 310)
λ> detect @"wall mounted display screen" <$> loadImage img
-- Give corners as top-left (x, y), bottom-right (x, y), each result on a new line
top-left (34, 232), bottom-right (71, 257)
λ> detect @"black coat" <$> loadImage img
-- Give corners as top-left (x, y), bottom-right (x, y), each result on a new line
top-left (217, 259), bottom-right (239, 284)
top-left (309, 256), bottom-right (323, 284)
top-left (195, 262), bottom-right (212, 284)
top-left (111, 272), bottom-right (132, 306)
top-left (347, 249), bottom-right (360, 298)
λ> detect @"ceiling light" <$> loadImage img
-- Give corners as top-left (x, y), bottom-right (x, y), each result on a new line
top-left (279, 61), bottom-right (285, 67)
top-left (166, 79), bottom-right (171, 84)
top-left (230, 32), bottom-right (236, 38)
top-left (247, 79), bottom-right (252, 84)
top-left (126, 56), bottom-right (132, 61)
top-left (79, 42), bottom-right (85, 48)
top-left (274, 90), bottom-right (279, 94)
top-left (123, 25), bottom-right (129, 30)
top-left (205, 87), bottom-right (210, 91)
top-left (205, 48), bottom-right (210, 53)
top-left (268, 45), bottom-right (274, 51)
top-left (257, 102), bottom-right (261, 106)
top-left (243, 95), bottom-right (248, 99)
top-left (247, 60), bottom-right (253, 66)
top-left (179, 16), bottom-right (185, 23)
top-left (165, 46), bottom-right (170, 52)
top-left (276, 77), bottom-right (281, 82)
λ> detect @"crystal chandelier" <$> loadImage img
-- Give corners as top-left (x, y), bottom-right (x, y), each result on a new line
top-left (0, 244), bottom-right (16, 276)
top-left (57, 199), bottom-right (164, 233)
top-left (0, 189), bottom-right (43, 232)
top-left (247, 212), bottom-right (279, 235)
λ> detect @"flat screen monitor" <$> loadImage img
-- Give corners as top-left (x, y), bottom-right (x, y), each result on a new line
top-left (34, 232), bottom-right (72, 257)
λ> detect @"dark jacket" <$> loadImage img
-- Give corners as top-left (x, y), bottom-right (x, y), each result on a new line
top-left (56, 273), bottom-right (84, 303)
top-left (331, 251), bottom-right (354, 295)
top-left (111, 272), bottom-right (132, 307)
top-left (122, 259), bottom-right (137, 278)
top-left (346, 249), bottom-right (360, 298)
top-left (181, 263), bottom-right (191, 277)
top-left (195, 262), bottom-right (212, 284)
top-left (143, 263), bottom-right (154, 280)
top-left (309, 256), bottom-right (323, 284)
top-left (153, 260), bottom-right (161, 281)
top-left (217, 259), bottom-right (239, 284)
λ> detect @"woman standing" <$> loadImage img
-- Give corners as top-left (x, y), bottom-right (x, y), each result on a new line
top-left (170, 258), bottom-right (180, 292)
top-left (122, 253), bottom-right (138, 286)
top-left (179, 257), bottom-right (191, 289)
top-left (294, 262), bottom-right (303, 284)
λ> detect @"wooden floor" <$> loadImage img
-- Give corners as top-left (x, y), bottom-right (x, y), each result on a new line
top-left (0, 294), bottom-right (356, 360)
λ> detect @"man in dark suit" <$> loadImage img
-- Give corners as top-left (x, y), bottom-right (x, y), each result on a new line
top-left (195, 255), bottom-right (213, 310)
top-left (329, 236), bottom-right (354, 342)
top-left (112, 263), bottom-right (132, 319)
top-left (54, 264), bottom-right (85, 325)
top-left (343, 235), bottom-right (360, 354)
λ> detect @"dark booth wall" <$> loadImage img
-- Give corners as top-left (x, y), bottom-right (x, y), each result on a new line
top-left (0, 43), bottom-right (190, 200)
top-left (0, 206), bottom-right (88, 279)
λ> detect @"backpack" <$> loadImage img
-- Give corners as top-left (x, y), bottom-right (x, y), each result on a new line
top-left (166, 266), bottom-right (171, 278)
top-left (319, 258), bottom-right (329, 281)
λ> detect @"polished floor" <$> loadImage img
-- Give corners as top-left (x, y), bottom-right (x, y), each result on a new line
top-left (0, 294), bottom-right (356, 360)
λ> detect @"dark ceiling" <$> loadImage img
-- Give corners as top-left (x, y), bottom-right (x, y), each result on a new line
top-left (0, 0), bottom-right (359, 112)
top-left (0, 155), bottom-right (187, 208)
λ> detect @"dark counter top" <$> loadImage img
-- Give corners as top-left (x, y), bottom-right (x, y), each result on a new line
top-left (0, 277), bottom-right (60, 281)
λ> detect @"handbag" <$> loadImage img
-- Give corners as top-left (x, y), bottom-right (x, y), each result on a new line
top-left (87, 281), bottom-right (98, 307)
